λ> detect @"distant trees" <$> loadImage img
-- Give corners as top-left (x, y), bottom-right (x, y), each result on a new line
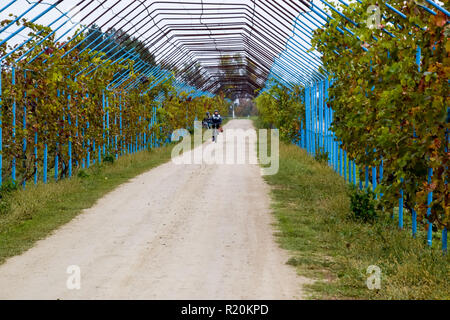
top-left (234, 98), bottom-right (258, 117)
top-left (254, 80), bottom-right (305, 143)
top-left (83, 25), bottom-right (156, 66)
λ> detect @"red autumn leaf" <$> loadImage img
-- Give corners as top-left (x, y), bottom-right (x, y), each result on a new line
top-left (433, 12), bottom-right (447, 27)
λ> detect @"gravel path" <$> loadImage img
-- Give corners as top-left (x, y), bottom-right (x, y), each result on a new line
top-left (0, 120), bottom-right (307, 300)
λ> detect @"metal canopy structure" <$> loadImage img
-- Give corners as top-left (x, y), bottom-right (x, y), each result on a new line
top-left (1, 1), bottom-right (447, 95)
top-left (0, 0), bottom-right (325, 98)
top-left (0, 0), bottom-right (448, 252)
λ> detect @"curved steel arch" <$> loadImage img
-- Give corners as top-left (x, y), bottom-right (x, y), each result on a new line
top-left (0, 0), bottom-right (319, 97)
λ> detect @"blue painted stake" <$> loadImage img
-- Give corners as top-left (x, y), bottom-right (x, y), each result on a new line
top-left (87, 144), bottom-right (90, 168)
top-left (86, 93), bottom-right (90, 168)
top-left (426, 168), bottom-right (433, 247)
top-left (106, 95), bottom-right (110, 151)
top-left (306, 86), bottom-right (310, 155)
top-left (313, 84), bottom-right (317, 156)
top-left (91, 140), bottom-right (95, 165)
top-left (399, 182), bottom-right (404, 230)
top-left (336, 141), bottom-right (339, 174)
top-left (319, 89), bottom-right (322, 153)
top-left (68, 144), bottom-right (72, 177)
top-left (445, 113), bottom-right (449, 253)
top-left (348, 160), bottom-right (352, 184)
top-left (43, 143), bottom-right (47, 183)
top-left (68, 94), bottom-right (72, 178)
top-left (0, 66), bottom-right (2, 186)
top-left (55, 89), bottom-right (60, 181)
top-left (22, 70), bottom-right (27, 188)
top-left (412, 209), bottom-right (417, 238)
top-left (81, 122), bottom-right (85, 169)
top-left (34, 131), bottom-right (37, 185)
top-left (55, 144), bottom-right (58, 182)
top-left (343, 151), bottom-right (347, 181)
top-left (12, 67), bottom-right (16, 182)
top-left (114, 96), bottom-right (118, 158)
top-left (120, 96), bottom-right (123, 155)
top-left (333, 137), bottom-right (336, 172)
top-left (102, 90), bottom-right (106, 157)
top-left (306, 88), bottom-right (312, 154)
top-left (310, 86), bottom-right (313, 155)
top-left (372, 165), bottom-right (377, 194)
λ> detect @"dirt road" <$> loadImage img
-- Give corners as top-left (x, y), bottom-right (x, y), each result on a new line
top-left (0, 120), bottom-right (306, 300)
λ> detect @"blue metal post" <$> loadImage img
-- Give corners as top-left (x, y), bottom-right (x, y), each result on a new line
top-left (12, 67), bottom-right (16, 182)
top-left (427, 168), bottom-right (433, 247)
top-left (305, 87), bottom-right (308, 154)
top-left (348, 159), bottom-right (352, 184)
top-left (372, 164), bottom-right (377, 196)
top-left (92, 140), bottom-right (95, 165)
top-left (55, 90), bottom-right (59, 181)
top-left (120, 95), bottom-right (123, 155)
top-left (102, 90), bottom-right (106, 156)
top-left (399, 180), bottom-right (404, 230)
top-left (326, 80), bottom-right (331, 166)
top-left (68, 94), bottom-right (72, 178)
top-left (34, 131), bottom-right (37, 185)
top-left (0, 65), bottom-right (2, 186)
top-left (344, 151), bottom-right (347, 181)
top-left (106, 95), bottom-right (110, 151)
top-left (115, 96), bottom-right (118, 158)
top-left (309, 85), bottom-right (312, 155)
top-left (43, 143), bottom-right (47, 183)
top-left (313, 83), bottom-right (317, 156)
top-left (86, 93), bottom-right (90, 168)
top-left (353, 162), bottom-right (356, 185)
top-left (412, 209), bottom-right (417, 238)
top-left (22, 70), bottom-right (27, 188)
top-left (305, 87), bottom-right (311, 153)
top-left (319, 81), bottom-right (323, 150)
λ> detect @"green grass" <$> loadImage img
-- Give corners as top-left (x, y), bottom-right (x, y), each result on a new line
top-left (0, 145), bottom-right (175, 265)
top-left (262, 142), bottom-right (449, 300)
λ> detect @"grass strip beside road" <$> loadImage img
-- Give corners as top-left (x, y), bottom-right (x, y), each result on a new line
top-left (0, 146), bottom-right (175, 265)
top-left (263, 142), bottom-right (449, 300)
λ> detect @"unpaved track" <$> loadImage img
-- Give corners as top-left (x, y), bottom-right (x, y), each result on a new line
top-left (0, 120), bottom-right (306, 300)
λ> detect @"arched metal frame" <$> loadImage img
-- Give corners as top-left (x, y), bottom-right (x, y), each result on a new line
top-left (0, 0), bottom-right (448, 251)
top-left (0, 0), bottom-right (318, 97)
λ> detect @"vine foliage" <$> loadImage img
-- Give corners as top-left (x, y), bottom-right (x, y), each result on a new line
top-left (0, 18), bottom-right (228, 185)
top-left (311, 1), bottom-right (449, 230)
top-left (254, 80), bottom-right (305, 143)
